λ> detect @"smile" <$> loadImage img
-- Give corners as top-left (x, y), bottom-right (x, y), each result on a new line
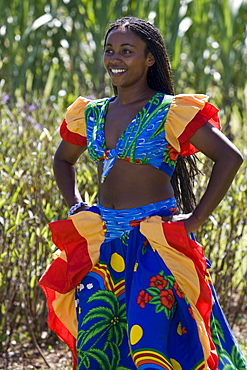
top-left (110, 68), bottom-right (126, 74)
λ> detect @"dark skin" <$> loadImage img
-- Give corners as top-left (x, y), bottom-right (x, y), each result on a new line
top-left (53, 28), bottom-right (243, 233)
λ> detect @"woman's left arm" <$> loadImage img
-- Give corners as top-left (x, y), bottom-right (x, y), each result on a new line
top-left (180, 122), bottom-right (243, 233)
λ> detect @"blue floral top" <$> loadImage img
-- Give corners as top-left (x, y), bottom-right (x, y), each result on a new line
top-left (60, 92), bottom-right (220, 183)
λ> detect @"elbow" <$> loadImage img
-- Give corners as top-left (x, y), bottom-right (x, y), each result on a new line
top-left (234, 148), bottom-right (243, 166)
top-left (52, 153), bottom-right (74, 174)
top-left (229, 147), bottom-right (243, 173)
top-left (214, 146), bottom-right (243, 177)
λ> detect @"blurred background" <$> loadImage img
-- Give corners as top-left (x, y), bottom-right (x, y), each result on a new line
top-left (1, 0), bottom-right (246, 368)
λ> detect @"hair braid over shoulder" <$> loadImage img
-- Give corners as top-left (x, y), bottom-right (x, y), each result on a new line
top-left (104, 17), bottom-right (199, 213)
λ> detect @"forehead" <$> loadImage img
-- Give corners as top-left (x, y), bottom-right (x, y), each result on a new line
top-left (105, 28), bottom-right (146, 48)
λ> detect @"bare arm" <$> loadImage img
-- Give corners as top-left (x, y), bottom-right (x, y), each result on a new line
top-left (170, 123), bottom-right (243, 233)
top-left (53, 140), bottom-right (87, 209)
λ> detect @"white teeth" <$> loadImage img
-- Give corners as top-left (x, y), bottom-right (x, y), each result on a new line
top-left (111, 69), bottom-right (125, 74)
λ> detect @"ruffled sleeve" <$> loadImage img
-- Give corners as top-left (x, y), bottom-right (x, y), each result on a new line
top-left (60, 97), bottom-right (91, 146)
top-left (165, 94), bottom-right (221, 156)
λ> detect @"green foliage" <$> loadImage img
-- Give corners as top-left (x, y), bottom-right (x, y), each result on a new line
top-left (0, 0), bottom-right (247, 364)
top-left (194, 156), bottom-right (247, 323)
top-left (1, 0), bottom-right (246, 140)
top-left (0, 95), bottom-right (97, 355)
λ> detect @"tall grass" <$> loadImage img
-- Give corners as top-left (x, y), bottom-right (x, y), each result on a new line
top-left (0, 93), bottom-right (246, 359)
top-left (0, 0), bottom-right (246, 363)
top-left (0, 0), bottom-right (246, 138)
top-left (195, 156), bottom-right (247, 321)
top-left (0, 95), bottom-right (97, 357)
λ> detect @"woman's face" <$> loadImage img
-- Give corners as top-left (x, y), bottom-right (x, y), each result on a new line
top-left (103, 27), bottom-right (154, 90)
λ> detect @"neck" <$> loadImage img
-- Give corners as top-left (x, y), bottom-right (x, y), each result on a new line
top-left (115, 84), bottom-right (156, 105)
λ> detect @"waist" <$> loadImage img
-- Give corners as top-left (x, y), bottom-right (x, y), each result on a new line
top-left (97, 197), bottom-right (177, 242)
top-left (98, 160), bottom-right (175, 209)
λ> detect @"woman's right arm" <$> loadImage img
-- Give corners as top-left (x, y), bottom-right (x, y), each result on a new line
top-left (53, 140), bottom-right (87, 209)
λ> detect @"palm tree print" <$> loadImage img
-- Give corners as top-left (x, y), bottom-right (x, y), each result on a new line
top-left (77, 290), bottom-right (131, 370)
top-left (210, 317), bottom-right (247, 369)
top-left (210, 316), bottom-right (225, 349)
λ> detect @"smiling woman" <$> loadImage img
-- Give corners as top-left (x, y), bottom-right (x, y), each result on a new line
top-left (103, 28), bottom-right (155, 94)
top-left (39, 16), bottom-right (247, 370)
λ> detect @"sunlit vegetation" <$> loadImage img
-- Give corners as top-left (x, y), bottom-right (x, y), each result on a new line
top-left (0, 0), bottom-right (246, 363)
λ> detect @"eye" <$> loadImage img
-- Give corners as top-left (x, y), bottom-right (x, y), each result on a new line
top-left (122, 49), bottom-right (131, 54)
top-left (104, 48), bottom-right (113, 55)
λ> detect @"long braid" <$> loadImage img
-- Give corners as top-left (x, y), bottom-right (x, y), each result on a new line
top-left (104, 17), bottom-right (200, 213)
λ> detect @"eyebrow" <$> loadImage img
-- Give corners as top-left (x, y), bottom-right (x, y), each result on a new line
top-left (105, 43), bottom-right (136, 48)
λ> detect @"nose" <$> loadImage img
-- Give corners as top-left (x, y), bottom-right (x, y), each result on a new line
top-left (109, 52), bottom-right (122, 64)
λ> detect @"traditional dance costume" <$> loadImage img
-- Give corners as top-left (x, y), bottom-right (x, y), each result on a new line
top-left (39, 93), bottom-right (247, 370)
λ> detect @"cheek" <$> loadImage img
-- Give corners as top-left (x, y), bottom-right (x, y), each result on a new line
top-left (103, 55), bottom-right (109, 69)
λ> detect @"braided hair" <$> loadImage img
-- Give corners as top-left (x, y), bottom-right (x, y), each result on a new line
top-left (104, 17), bottom-right (199, 213)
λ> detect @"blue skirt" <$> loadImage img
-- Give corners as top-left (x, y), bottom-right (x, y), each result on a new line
top-left (74, 198), bottom-right (247, 370)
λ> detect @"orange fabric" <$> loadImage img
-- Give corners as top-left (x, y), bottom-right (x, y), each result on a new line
top-left (140, 217), bottom-right (218, 370)
top-left (60, 96), bottom-right (91, 145)
top-left (40, 285), bottom-right (77, 369)
top-left (39, 211), bottom-right (105, 370)
top-left (165, 94), bottom-right (208, 152)
top-left (68, 210), bottom-right (105, 266)
top-left (177, 102), bottom-right (220, 156)
top-left (40, 212), bottom-right (218, 370)
top-left (39, 211), bottom-right (104, 294)
top-left (52, 289), bottom-right (78, 338)
top-left (39, 219), bottom-right (93, 293)
top-left (65, 97), bottom-right (91, 137)
top-left (60, 119), bottom-right (87, 146)
top-left (165, 94), bottom-right (221, 157)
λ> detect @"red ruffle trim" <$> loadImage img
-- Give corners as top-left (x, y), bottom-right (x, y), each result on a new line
top-left (39, 285), bottom-right (77, 369)
top-left (39, 219), bottom-right (93, 294)
top-left (60, 119), bottom-right (87, 146)
top-left (163, 221), bottom-right (218, 370)
top-left (39, 218), bottom-right (94, 370)
top-left (178, 102), bottom-right (221, 156)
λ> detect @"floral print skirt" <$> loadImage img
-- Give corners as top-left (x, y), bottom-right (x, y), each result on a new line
top-left (74, 199), bottom-right (247, 370)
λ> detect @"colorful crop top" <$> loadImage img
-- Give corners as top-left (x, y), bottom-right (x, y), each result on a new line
top-left (60, 92), bottom-right (221, 182)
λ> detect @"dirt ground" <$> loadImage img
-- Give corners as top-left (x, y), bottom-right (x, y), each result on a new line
top-left (1, 317), bottom-right (246, 370)
top-left (0, 341), bottom-right (72, 370)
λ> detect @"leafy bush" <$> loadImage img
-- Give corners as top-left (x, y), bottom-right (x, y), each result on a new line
top-left (1, 95), bottom-right (246, 359)
top-left (1, 0), bottom-right (246, 364)
top-left (194, 156), bottom-right (247, 325)
top-left (0, 95), bottom-right (97, 355)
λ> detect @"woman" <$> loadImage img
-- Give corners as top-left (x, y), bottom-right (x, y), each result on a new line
top-left (39, 17), bottom-right (247, 370)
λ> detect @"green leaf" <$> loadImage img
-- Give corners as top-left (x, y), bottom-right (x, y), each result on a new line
top-left (87, 290), bottom-right (119, 312)
top-left (78, 321), bottom-right (110, 348)
top-left (149, 296), bottom-right (161, 305)
top-left (87, 348), bottom-right (112, 370)
top-left (155, 304), bottom-right (165, 314)
top-left (107, 341), bottom-right (120, 369)
top-left (82, 306), bottom-right (113, 325)
top-left (230, 344), bottom-right (247, 369)
top-left (146, 287), bottom-right (161, 296)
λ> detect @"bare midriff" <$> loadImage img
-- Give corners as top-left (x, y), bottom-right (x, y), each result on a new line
top-left (97, 159), bottom-right (174, 209)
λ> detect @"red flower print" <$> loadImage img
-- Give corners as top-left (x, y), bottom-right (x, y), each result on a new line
top-left (150, 275), bottom-right (168, 290)
top-left (143, 239), bottom-right (148, 247)
top-left (137, 289), bottom-right (152, 309)
top-left (174, 282), bottom-right (185, 299)
top-left (167, 144), bottom-right (179, 161)
top-left (160, 289), bottom-right (175, 309)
